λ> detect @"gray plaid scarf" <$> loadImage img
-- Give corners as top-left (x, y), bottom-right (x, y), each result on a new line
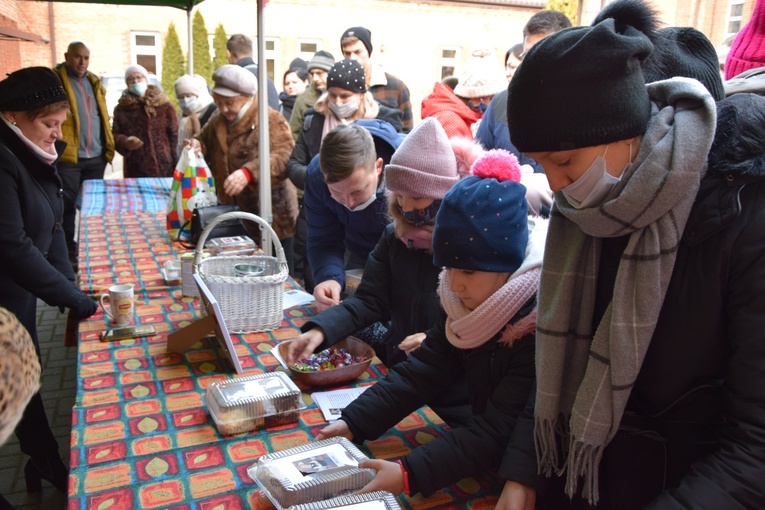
top-left (534, 78), bottom-right (717, 505)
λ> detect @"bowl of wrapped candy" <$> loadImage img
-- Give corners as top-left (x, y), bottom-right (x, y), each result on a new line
top-left (277, 336), bottom-right (374, 387)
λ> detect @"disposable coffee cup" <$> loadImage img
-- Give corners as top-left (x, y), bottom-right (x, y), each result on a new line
top-left (100, 284), bottom-right (135, 325)
top-left (234, 263), bottom-right (265, 277)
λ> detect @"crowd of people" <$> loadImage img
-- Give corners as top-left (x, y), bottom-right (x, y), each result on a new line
top-left (2, 0), bottom-right (765, 508)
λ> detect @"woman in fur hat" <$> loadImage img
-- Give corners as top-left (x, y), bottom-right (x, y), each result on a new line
top-left (113, 64), bottom-right (179, 177)
top-left (507, 0), bottom-right (765, 507)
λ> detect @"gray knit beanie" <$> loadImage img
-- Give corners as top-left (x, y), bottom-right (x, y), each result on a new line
top-left (307, 50), bottom-right (335, 72)
top-left (385, 118), bottom-right (459, 200)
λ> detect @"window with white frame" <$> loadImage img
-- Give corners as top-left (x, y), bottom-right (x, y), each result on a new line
top-left (252, 36), bottom-right (279, 82)
top-left (727, 0), bottom-right (745, 36)
top-left (440, 47), bottom-right (461, 80)
top-left (297, 39), bottom-right (323, 63)
top-left (130, 31), bottom-right (161, 76)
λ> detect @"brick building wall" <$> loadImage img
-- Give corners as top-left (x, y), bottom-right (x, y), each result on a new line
top-left (1, 0), bottom-right (759, 116)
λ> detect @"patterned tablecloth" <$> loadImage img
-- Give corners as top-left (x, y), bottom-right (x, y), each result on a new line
top-left (80, 178), bottom-right (172, 215)
top-left (68, 181), bottom-right (503, 509)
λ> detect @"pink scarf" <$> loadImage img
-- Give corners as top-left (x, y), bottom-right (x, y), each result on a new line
top-left (438, 267), bottom-right (541, 350)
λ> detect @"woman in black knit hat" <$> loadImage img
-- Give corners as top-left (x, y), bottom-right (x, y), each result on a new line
top-left (0, 67), bottom-right (99, 502)
top-left (507, 0), bottom-right (765, 508)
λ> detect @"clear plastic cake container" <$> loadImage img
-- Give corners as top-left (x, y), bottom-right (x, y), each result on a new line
top-left (205, 371), bottom-right (304, 435)
top-left (248, 437), bottom-right (375, 509)
top-left (289, 491), bottom-right (401, 509)
top-left (205, 235), bottom-right (256, 257)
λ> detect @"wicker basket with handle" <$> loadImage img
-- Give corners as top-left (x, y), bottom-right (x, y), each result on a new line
top-left (193, 211), bottom-right (288, 333)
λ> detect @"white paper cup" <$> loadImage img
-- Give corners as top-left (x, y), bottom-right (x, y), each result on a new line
top-left (100, 284), bottom-right (134, 325)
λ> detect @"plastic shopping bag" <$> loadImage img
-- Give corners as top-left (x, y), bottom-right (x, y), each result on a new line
top-left (167, 147), bottom-right (218, 241)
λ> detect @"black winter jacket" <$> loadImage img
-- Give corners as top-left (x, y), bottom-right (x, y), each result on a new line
top-left (341, 302), bottom-right (538, 498)
top-left (543, 92), bottom-right (765, 510)
top-left (285, 103), bottom-right (403, 191)
top-left (301, 224), bottom-right (441, 367)
top-left (0, 122), bottom-right (95, 346)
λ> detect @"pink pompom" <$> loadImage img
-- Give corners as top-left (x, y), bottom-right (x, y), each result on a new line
top-left (470, 149), bottom-right (521, 182)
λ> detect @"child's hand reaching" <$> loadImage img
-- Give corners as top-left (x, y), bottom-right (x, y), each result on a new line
top-left (496, 480), bottom-right (536, 510)
top-left (285, 328), bottom-right (325, 365)
top-left (398, 332), bottom-right (425, 355)
top-left (355, 459), bottom-right (404, 496)
top-left (314, 419), bottom-right (353, 442)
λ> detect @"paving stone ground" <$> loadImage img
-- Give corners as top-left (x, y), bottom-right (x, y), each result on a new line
top-left (1, 302), bottom-right (74, 509)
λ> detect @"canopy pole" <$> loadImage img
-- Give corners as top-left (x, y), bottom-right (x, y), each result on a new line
top-left (257, 0), bottom-right (272, 255)
top-left (187, 7), bottom-right (193, 74)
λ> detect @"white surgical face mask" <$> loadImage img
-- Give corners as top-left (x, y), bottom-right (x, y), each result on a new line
top-left (178, 96), bottom-right (197, 110)
top-left (561, 144), bottom-right (631, 209)
top-left (129, 82), bottom-right (148, 97)
top-left (337, 190), bottom-right (376, 212)
top-left (328, 97), bottom-right (359, 119)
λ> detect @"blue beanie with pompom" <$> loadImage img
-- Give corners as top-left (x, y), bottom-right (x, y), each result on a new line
top-left (432, 149), bottom-right (529, 272)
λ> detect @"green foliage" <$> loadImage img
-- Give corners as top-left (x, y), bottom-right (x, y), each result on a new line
top-left (212, 23), bottom-right (229, 70)
top-left (162, 22), bottom-right (185, 111)
top-left (545, 0), bottom-right (578, 25)
top-left (192, 11), bottom-right (214, 85)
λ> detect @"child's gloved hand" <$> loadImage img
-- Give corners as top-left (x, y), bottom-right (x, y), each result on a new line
top-left (314, 419), bottom-right (353, 442)
top-left (398, 332), bottom-right (425, 355)
top-left (356, 459), bottom-right (404, 496)
top-left (285, 328), bottom-right (325, 365)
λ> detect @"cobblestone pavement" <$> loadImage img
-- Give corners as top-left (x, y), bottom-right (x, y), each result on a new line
top-left (1, 302), bottom-right (74, 509)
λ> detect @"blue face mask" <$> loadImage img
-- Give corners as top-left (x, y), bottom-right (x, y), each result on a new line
top-left (178, 96), bottom-right (197, 110)
top-left (398, 199), bottom-right (441, 226)
top-left (129, 82), bottom-right (148, 97)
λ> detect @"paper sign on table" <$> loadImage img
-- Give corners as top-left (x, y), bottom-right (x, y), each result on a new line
top-left (312, 386), bottom-right (370, 422)
top-left (283, 289), bottom-right (315, 310)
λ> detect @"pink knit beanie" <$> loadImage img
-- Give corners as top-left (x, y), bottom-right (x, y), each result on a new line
top-left (385, 118), bottom-right (459, 200)
top-left (725, 0), bottom-right (765, 80)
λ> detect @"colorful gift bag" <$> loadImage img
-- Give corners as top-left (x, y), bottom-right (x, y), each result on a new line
top-left (167, 147), bottom-right (219, 241)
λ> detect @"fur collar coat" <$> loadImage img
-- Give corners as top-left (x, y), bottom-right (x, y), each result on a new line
top-left (196, 99), bottom-right (298, 240)
top-left (113, 85), bottom-right (178, 178)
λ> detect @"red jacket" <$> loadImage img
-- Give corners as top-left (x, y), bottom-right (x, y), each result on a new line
top-left (421, 82), bottom-right (481, 139)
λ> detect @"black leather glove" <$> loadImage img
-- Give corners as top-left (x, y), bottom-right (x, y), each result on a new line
top-left (69, 289), bottom-right (98, 320)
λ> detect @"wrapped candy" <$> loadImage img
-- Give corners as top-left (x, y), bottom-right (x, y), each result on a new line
top-left (292, 348), bottom-right (366, 372)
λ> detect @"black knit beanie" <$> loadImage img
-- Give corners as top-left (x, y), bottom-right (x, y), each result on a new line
top-left (326, 59), bottom-right (366, 93)
top-left (0, 67), bottom-right (68, 111)
top-left (507, 19), bottom-right (653, 153)
top-left (644, 27), bottom-right (725, 101)
top-left (591, 0), bottom-right (723, 102)
top-left (341, 26), bottom-right (373, 56)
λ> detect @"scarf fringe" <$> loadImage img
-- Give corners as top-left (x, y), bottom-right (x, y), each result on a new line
top-left (534, 416), bottom-right (560, 477)
top-left (565, 439), bottom-right (604, 507)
